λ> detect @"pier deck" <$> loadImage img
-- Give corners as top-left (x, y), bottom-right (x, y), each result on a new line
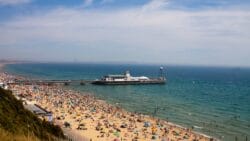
top-left (8, 79), bottom-right (94, 85)
top-left (8, 78), bottom-right (166, 85)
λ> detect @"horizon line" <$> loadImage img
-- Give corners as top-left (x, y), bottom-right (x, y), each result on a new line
top-left (1, 59), bottom-right (250, 69)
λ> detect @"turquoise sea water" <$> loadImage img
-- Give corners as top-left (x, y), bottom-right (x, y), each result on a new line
top-left (4, 63), bottom-right (250, 141)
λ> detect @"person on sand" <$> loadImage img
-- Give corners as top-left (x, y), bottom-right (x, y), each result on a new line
top-left (152, 125), bottom-right (157, 135)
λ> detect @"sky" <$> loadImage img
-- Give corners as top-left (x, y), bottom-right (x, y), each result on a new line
top-left (0, 0), bottom-right (250, 67)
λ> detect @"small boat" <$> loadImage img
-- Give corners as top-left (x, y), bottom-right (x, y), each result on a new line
top-left (92, 67), bottom-right (166, 85)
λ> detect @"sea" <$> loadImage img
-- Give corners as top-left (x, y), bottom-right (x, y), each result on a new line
top-left (3, 63), bottom-right (250, 141)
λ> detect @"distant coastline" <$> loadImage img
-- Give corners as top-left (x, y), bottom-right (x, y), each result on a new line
top-left (0, 60), bottom-right (30, 72)
top-left (0, 63), bottom-right (4, 71)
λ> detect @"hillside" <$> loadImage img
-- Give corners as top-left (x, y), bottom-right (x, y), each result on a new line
top-left (0, 87), bottom-right (65, 141)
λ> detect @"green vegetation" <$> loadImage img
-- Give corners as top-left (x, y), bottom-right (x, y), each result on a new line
top-left (0, 87), bottom-right (65, 141)
top-left (0, 128), bottom-right (38, 141)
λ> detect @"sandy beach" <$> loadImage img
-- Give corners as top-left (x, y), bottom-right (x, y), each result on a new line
top-left (0, 63), bottom-right (216, 141)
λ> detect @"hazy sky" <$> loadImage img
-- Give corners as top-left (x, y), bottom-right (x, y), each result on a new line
top-left (0, 0), bottom-right (250, 67)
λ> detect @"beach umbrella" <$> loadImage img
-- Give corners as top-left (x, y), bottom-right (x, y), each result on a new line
top-left (144, 121), bottom-right (151, 127)
top-left (161, 138), bottom-right (167, 141)
top-left (152, 135), bottom-right (157, 140)
top-left (113, 131), bottom-right (120, 137)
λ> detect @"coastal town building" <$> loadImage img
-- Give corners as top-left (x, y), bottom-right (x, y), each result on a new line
top-left (0, 82), bottom-right (8, 90)
top-left (24, 103), bottom-right (53, 122)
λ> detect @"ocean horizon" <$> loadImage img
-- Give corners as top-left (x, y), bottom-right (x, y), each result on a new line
top-left (3, 63), bottom-right (250, 141)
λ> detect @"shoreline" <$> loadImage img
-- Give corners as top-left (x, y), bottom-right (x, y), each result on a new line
top-left (0, 63), bottom-right (217, 141)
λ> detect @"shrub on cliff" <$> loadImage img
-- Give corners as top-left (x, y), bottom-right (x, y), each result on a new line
top-left (0, 87), bottom-right (65, 141)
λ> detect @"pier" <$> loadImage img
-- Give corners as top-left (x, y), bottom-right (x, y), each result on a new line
top-left (8, 78), bottom-right (166, 85)
top-left (8, 79), bottom-right (94, 86)
top-left (8, 68), bottom-right (166, 86)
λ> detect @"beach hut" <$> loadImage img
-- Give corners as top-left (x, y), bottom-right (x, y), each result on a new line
top-left (0, 82), bottom-right (8, 90)
top-left (47, 113), bottom-right (53, 122)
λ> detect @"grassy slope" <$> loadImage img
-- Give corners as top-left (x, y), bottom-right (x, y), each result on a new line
top-left (0, 128), bottom-right (38, 141)
top-left (0, 87), bottom-right (65, 141)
